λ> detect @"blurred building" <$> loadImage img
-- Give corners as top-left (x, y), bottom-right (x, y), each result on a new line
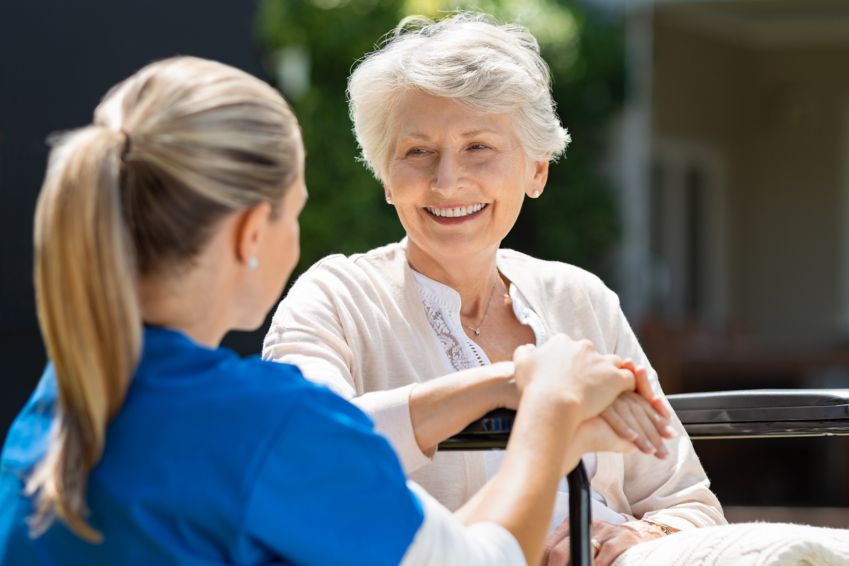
top-left (593, 0), bottom-right (849, 394)
top-left (593, 0), bottom-right (849, 526)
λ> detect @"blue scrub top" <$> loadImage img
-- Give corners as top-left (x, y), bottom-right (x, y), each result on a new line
top-left (0, 326), bottom-right (423, 565)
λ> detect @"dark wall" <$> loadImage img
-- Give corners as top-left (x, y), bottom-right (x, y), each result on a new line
top-left (0, 0), bottom-right (266, 435)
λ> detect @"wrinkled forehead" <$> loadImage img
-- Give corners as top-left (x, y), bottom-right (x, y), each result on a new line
top-left (390, 90), bottom-right (519, 141)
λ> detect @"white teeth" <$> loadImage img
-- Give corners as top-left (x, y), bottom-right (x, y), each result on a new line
top-left (427, 203), bottom-right (486, 218)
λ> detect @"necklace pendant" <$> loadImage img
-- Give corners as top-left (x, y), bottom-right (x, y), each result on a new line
top-left (473, 328), bottom-right (481, 336)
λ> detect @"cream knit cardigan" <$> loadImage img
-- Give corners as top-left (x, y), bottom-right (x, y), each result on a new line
top-left (263, 241), bottom-right (726, 531)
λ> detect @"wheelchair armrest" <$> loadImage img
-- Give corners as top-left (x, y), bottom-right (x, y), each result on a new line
top-left (668, 389), bottom-right (849, 439)
top-left (439, 389), bottom-right (849, 449)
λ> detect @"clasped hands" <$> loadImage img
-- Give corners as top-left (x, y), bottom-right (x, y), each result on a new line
top-left (505, 337), bottom-right (675, 464)
top-left (543, 519), bottom-right (671, 566)
top-left (508, 336), bottom-right (677, 566)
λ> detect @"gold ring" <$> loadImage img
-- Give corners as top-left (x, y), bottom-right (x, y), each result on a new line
top-left (591, 538), bottom-right (602, 555)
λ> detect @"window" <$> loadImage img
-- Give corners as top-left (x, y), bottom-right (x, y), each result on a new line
top-left (649, 141), bottom-right (727, 324)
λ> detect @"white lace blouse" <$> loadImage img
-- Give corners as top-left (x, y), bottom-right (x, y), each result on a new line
top-left (412, 270), bottom-right (626, 527)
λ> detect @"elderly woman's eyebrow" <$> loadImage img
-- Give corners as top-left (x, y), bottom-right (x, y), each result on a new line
top-left (398, 131), bottom-right (431, 140)
top-left (399, 129), bottom-right (506, 140)
top-left (459, 129), bottom-right (504, 138)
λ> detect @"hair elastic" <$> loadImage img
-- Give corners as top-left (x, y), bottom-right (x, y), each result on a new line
top-left (120, 129), bottom-right (132, 162)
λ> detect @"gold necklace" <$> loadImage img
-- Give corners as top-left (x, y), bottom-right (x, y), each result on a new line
top-left (462, 278), bottom-right (501, 336)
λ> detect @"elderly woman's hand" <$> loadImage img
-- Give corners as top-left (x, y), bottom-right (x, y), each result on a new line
top-left (619, 359), bottom-right (670, 418)
top-left (601, 390), bottom-right (675, 458)
top-left (542, 519), bottom-right (673, 566)
top-left (603, 359), bottom-right (674, 457)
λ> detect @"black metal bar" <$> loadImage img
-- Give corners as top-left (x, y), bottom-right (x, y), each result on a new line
top-left (567, 461), bottom-right (592, 566)
top-left (438, 411), bottom-right (592, 566)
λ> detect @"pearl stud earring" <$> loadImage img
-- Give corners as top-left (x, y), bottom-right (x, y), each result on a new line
top-left (247, 256), bottom-right (259, 270)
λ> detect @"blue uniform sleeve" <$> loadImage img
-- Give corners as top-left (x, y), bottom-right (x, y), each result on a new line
top-left (1, 366), bottom-right (57, 475)
top-left (242, 385), bottom-right (424, 566)
top-left (1, 366), bottom-right (56, 566)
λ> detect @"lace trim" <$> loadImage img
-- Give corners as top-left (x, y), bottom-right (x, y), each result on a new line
top-left (421, 301), bottom-right (479, 371)
top-left (413, 269), bottom-right (545, 372)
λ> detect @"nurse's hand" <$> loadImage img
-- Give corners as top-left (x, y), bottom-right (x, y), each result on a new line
top-left (513, 336), bottom-right (635, 422)
top-left (560, 416), bottom-right (637, 475)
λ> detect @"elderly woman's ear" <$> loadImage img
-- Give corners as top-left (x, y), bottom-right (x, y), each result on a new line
top-left (527, 157), bottom-right (550, 199)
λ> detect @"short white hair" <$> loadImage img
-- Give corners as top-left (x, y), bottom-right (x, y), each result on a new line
top-left (348, 12), bottom-right (571, 180)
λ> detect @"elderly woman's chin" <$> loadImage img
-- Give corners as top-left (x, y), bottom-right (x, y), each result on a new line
top-left (394, 200), bottom-right (528, 266)
top-left (404, 213), bottom-right (518, 267)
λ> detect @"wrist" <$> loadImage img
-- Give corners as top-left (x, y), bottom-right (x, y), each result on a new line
top-left (524, 383), bottom-right (581, 411)
top-left (506, 387), bottom-right (582, 480)
top-left (478, 362), bottom-right (518, 411)
top-left (521, 385), bottom-right (582, 425)
top-left (640, 519), bottom-right (675, 537)
top-left (489, 376), bottom-right (518, 411)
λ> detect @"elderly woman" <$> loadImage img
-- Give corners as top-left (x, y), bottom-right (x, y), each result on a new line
top-left (263, 13), bottom-right (725, 565)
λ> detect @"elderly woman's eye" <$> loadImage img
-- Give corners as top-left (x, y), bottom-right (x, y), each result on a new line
top-left (405, 147), bottom-right (431, 157)
top-left (468, 143), bottom-right (490, 151)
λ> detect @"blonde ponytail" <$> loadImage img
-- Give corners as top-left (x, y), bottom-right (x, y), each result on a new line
top-left (26, 56), bottom-right (301, 542)
top-left (29, 126), bottom-right (142, 541)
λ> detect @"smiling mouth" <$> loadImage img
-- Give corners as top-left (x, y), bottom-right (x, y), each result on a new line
top-left (425, 203), bottom-right (488, 218)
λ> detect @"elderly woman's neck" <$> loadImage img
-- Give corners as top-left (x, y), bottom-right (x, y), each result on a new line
top-left (407, 243), bottom-right (503, 316)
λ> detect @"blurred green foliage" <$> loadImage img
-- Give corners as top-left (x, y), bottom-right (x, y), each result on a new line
top-left (256, 0), bottom-right (624, 279)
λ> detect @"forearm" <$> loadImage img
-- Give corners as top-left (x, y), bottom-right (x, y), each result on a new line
top-left (408, 362), bottom-right (516, 455)
top-left (401, 482), bottom-right (526, 566)
top-left (624, 421), bottom-right (726, 529)
top-left (639, 494), bottom-right (727, 530)
top-left (455, 389), bottom-right (581, 565)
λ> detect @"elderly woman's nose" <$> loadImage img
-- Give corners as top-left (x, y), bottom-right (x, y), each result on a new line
top-left (431, 153), bottom-right (463, 192)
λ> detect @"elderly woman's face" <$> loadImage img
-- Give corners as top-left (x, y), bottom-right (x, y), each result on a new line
top-left (385, 91), bottom-right (548, 265)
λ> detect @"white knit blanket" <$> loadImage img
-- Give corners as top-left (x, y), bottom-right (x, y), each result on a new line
top-left (614, 522), bottom-right (849, 566)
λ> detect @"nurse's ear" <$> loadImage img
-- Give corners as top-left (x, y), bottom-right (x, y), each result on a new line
top-left (234, 202), bottom-right (273, 269)
top-left (526, 157), bottom-right (549, 199)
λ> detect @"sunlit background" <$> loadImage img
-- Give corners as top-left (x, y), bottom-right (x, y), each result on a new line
top-left (2, 0), bottom-right (847, 530)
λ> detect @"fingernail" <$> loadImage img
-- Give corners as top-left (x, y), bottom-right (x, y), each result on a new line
top-left (664, 425), bottom-right (677, 437)
top-left (656, 447), bottom-right (668, 459)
